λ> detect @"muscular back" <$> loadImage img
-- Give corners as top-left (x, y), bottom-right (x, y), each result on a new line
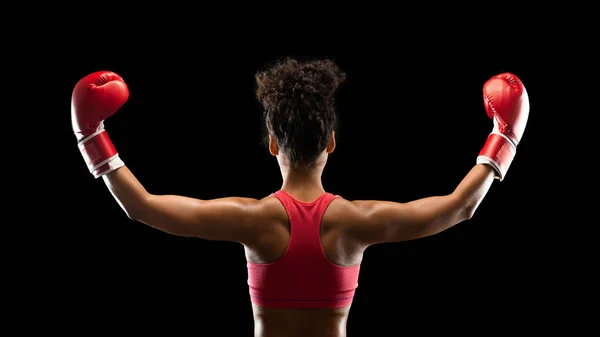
top-left (243, 191), bottom-right (369, 337)
top-left (243, 193), bottom-right (367, 267)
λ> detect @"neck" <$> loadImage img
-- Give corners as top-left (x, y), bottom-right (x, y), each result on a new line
top-left (280, 166), bottom-right (325, 193)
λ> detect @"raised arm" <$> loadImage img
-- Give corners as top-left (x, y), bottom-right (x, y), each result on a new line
top-left (72, 71), bottom-right (264, 244)
top-left (102, 167), bottom-right (263, 241)
top-left (346, 73), bottom-right (529, 246)
top-left (348, 164), bottom-right (495, 245)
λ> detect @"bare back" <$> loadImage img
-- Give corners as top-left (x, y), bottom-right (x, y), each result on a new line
top-left (244, 192), bottom-right (367, 337)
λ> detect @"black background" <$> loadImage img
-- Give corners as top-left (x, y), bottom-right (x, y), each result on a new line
top-left (24, 19), bottom-right (585, 335)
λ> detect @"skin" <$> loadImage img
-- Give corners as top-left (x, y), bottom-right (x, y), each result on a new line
top-left (103, 132), bottom-right (496, 337)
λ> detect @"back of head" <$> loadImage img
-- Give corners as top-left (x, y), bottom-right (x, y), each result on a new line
top-left (255, 57), bottom-right (346, 170)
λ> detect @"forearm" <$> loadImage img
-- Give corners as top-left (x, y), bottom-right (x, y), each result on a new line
top-left (452, 164), bottom-right (496, 219)
top-left (102, 166), bottom-right (150, 219)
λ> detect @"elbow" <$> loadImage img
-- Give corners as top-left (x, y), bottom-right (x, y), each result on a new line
top-left (120, 196), bottom-right (151, 222)
top-left (124, 208), bottom-right (141, 221)
top-left (123, 206), bottom-right (143, 221)
top-left (462, 204), bottom-right (477, 221)
top-left (455, 197), bottom-right (481, 222)
top-left (420, 195), bottom-right (482, 238)
top-left (446, 193), bottom-right (480, 224)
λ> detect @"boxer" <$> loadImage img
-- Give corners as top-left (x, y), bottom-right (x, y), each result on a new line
top-left (72, 59), bottom-right (529, 337)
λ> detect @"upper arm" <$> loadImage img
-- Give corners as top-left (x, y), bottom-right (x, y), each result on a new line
top-left (344, 165), bottom-right (497, 246)
top-left (103, 166), bottom-right (268, 244)
top-left (347, 194), bottom-right (470, 246)
top-left (133, 194), bottom-right (265, 243)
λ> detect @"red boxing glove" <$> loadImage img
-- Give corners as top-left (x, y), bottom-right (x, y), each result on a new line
top-left (476, 73), bottom-right (529, 181)
top-left (71, 71), bottom-right (129, 178)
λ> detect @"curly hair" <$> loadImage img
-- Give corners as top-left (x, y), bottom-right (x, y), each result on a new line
top-left (255, 57), bottom-right (346, 170)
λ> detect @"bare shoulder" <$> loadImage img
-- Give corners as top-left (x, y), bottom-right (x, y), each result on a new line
top-left (323, 198), bottom-right (399, 246)
top-left (244, 195), bottom-right (291, 252)
top-left (198, 195), bottom-right (288, 230)
top-left (323, 197), bottom-right (372, 228)
top-left (248, 195), bottom-right (290, 225)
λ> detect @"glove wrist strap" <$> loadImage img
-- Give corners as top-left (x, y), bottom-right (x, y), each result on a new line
top-left (477, 133), bottom-right (517, 181)
top-left (77, 130), bottom-right (124, 178)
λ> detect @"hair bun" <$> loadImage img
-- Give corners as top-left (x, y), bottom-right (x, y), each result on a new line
top-left (255, 58), bottom-right (345, 107)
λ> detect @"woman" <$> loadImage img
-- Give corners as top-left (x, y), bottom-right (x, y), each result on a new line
top-left (71, 58), bottom-right (529, 337)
